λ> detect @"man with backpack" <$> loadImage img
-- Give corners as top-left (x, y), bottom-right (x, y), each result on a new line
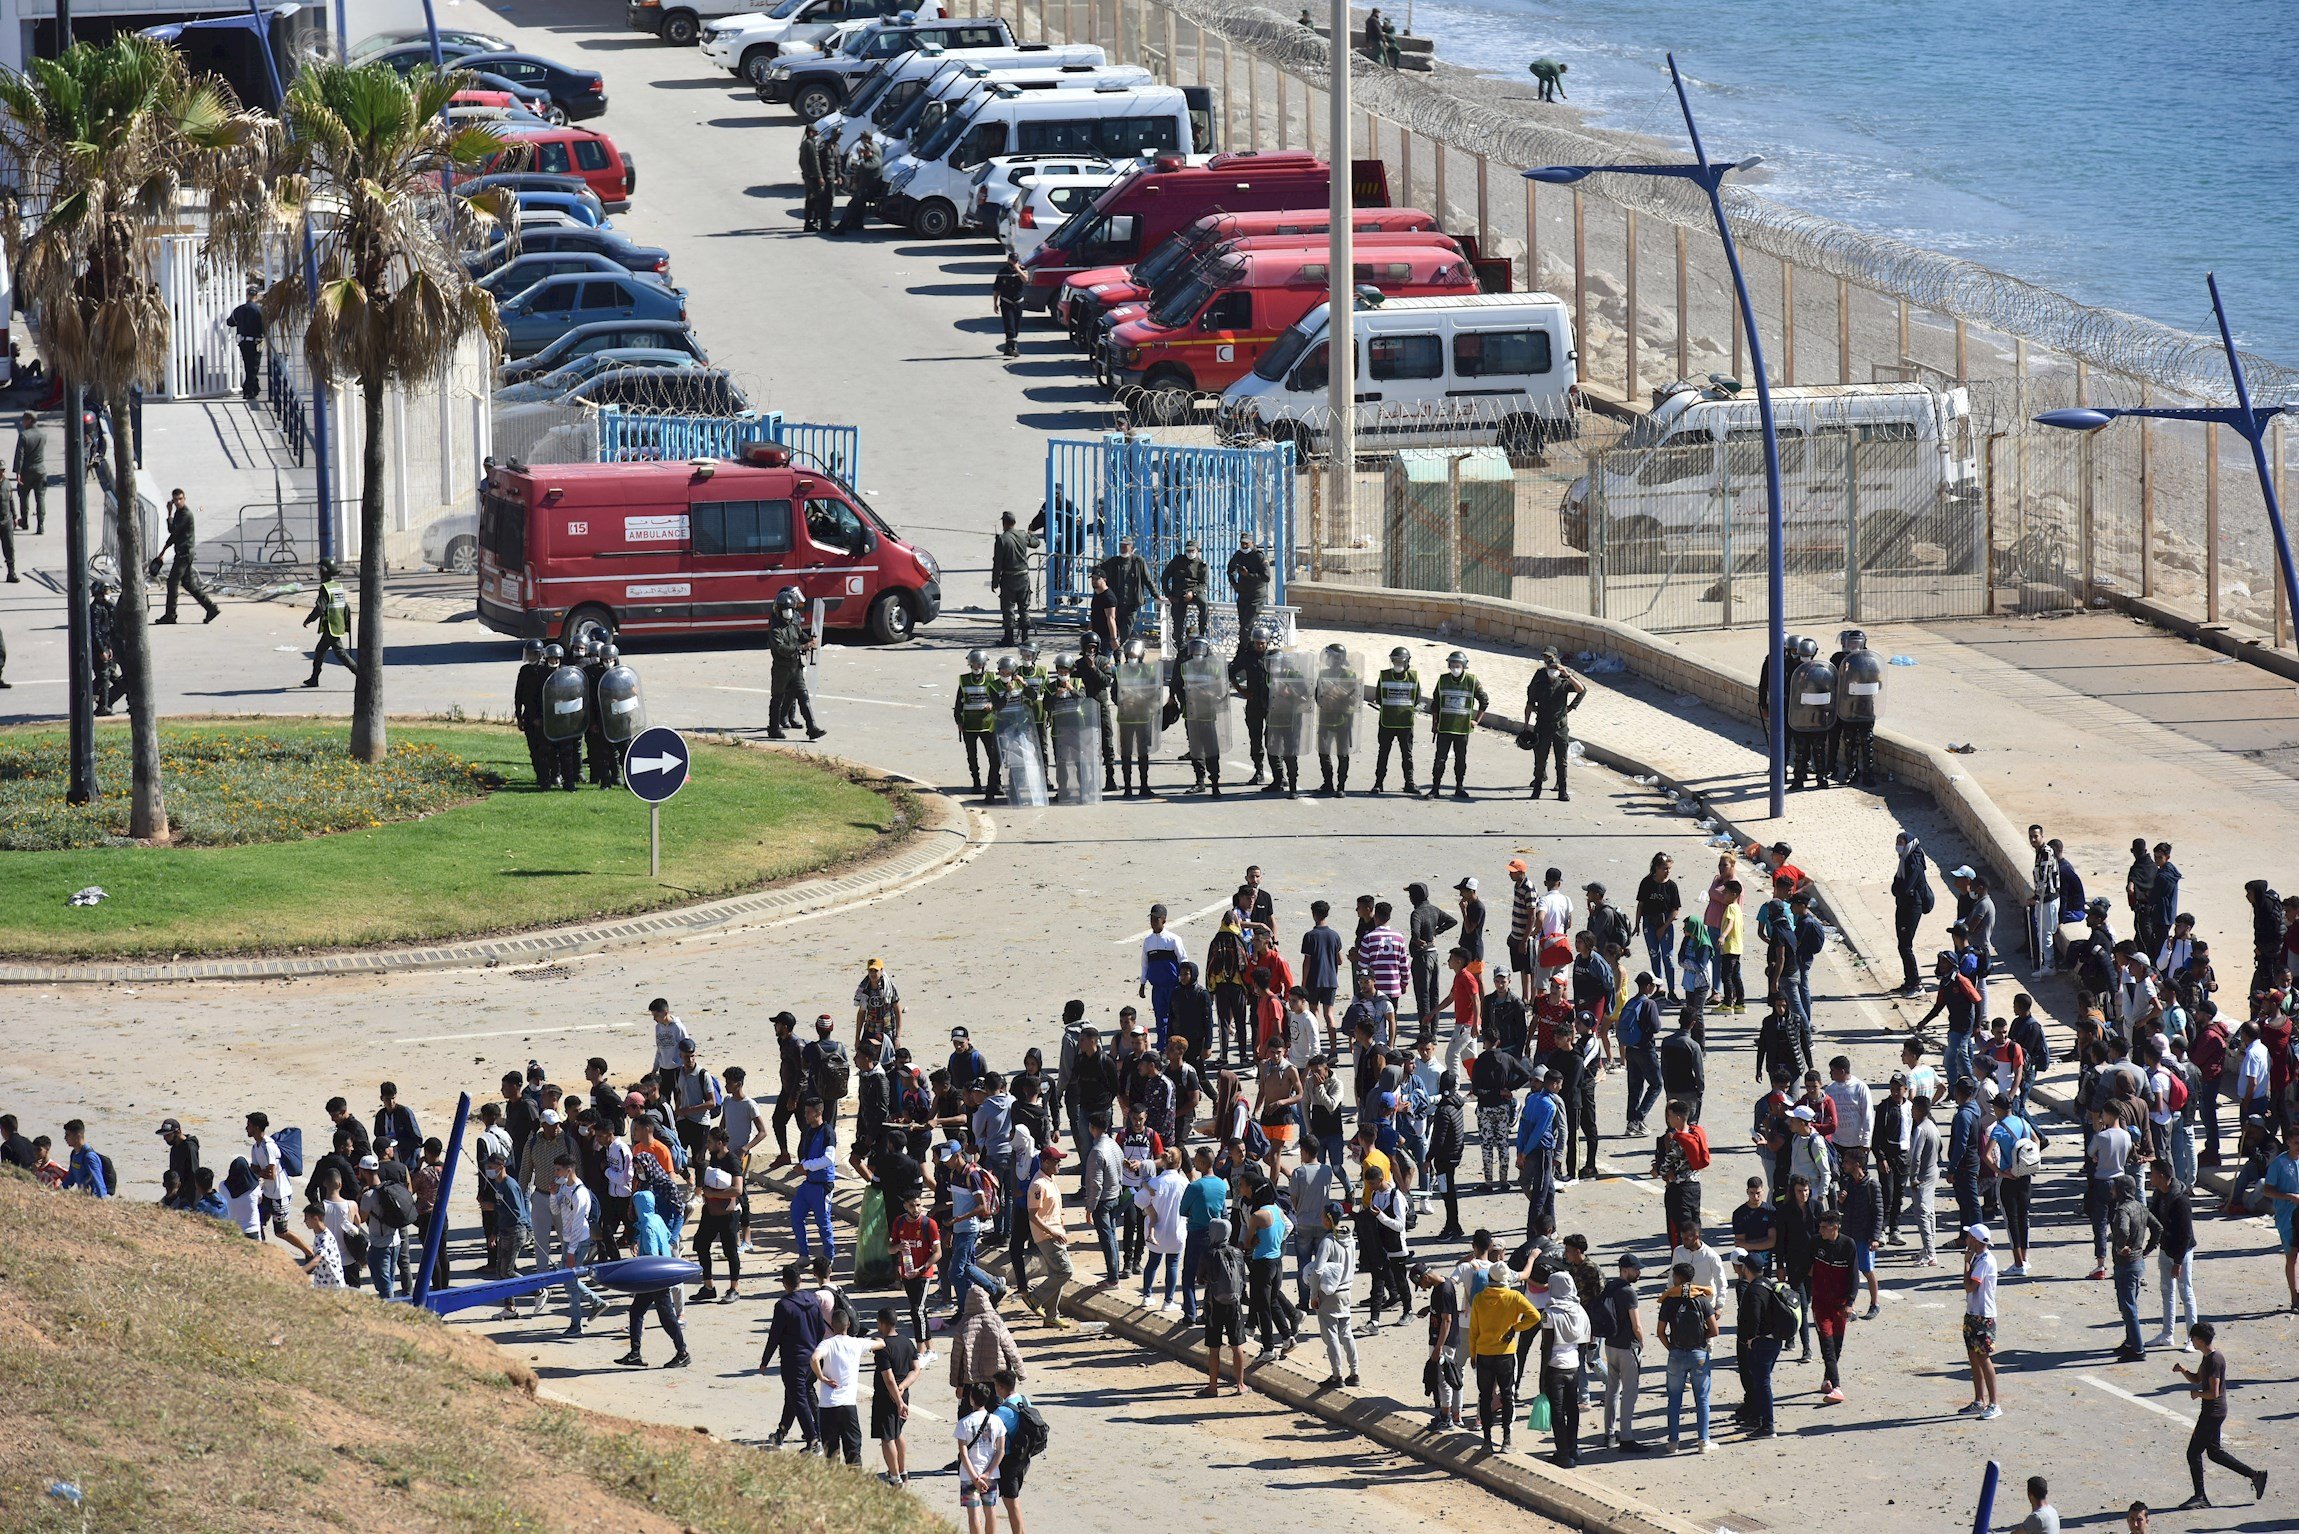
top-left (672, 1038), bottom-right (724, 1173)
top-left (355, 1154), bottom-right (416, 1299)
top-left (992, 1367), bottom-right (1049, 1527)
top-left (1657, 1101), bottom-right (1709, 1252)
top-left (245, 1111), bottom-right (313, 1259)
top-left (1199, 1213), bottom-right (1251, 1395)
top-left (804, 1015), bottom-right (853, 1132)
top-left (1655, 1259), bottom-right (1719, 1453)
top-left (1731, 1249), bottom-right (1796, 1437)
top-left (61, 1119), bottom-right (113, 1198)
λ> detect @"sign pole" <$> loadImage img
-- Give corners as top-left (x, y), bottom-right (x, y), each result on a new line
top-left (650, 802), bottom-right (661, 879)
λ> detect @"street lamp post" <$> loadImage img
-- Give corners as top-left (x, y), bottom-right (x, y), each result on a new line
top-left (1524, 53), bottom-right (1788, 819)
top-left (2037, 273), bottom-right (2299, 644)
top-left (1325, 0), bottom-right (1353, 565)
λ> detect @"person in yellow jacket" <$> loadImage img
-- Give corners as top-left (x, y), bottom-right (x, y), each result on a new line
top-left (1468, 1262), bottom-right (1542, 1449)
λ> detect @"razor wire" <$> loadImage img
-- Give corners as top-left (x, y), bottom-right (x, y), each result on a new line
top-left (1165, 0), bottom-right (2299, 407)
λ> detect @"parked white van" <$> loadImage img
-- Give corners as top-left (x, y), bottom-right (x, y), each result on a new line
top-left (1560, 378), bottom-right (1983, 571)
top-left (860, 58), bottom-right (1147, 168)
top-left (1221, 292), bottom-right (1578, 457)
top-left (819, 44), bottom-right (1107, 159)
top-left (880, 82), bottom-right (1203, 239)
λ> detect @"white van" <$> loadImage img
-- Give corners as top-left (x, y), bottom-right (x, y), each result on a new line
top-left (859, 56), bottom-right (1140, 167)
top-left (1560, 378), bottom-right (1983, 571)
top-left (820, 44), bottom-right (1106, 158)
top-left (880, 83), bottom-right (1199, 239)
top-left (1221, 293), bottom-right (1577, 457)
top-left (1002, 170), bottom-right (1123, 259)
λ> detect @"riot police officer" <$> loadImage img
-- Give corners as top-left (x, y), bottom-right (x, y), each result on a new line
top-left (597, 645), bottom-right (645, 777)
top-left (1313, 644), bottom-right (1360, 796)
top-left (1227, 534), bottom-right (1272, 640)
top-left (1831, 628), bottom-right (1883, 785)
top-left (1229, 630), bottom-right (1272, 785)
top-left (151, 488), bottom-right (220, 624)
top-left (1016, 642), bottom-right (1054, 767)
top-left (514, 639), bottom-right (556, 788)
top-left (579, 639), bottom-right (620, 788)
top-left (1785, 635), bottom-right (1837, 791)
top-left (954, 647), bottom-right (1002, 800)
top-left (1369, 645), bottom-right (1421, 795)
top-left (541, 643), bottom-right (587, 791)
top-left (1755, 633), bottom-right (1801, 735)
top-left (1176, 636), bottom-right (1231, 797)
top-left (1075, 633), bottom-right (1119, 793)
top-left (1427, 649), bottom-right (1489, 801)
top-left (1115, 636), bottom-right (1164, 798)
top-left (1521, 645), bottom-right (1585, 800)
top-left (89, 578), bottom-right (123, 715)
top-left (1162, 538), bottom-right (1210, 643)
top-left (767, 587), bottom-right (824, 740)
top-left (991, 511), bottom-right (1040, 646)
top-left (1262, 643), bottom-right (1312, 799)
top-left (300, 558), bottom-right (357, 688)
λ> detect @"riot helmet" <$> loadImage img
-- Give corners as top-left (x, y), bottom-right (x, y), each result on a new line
top-left (775, 585), bottom-right (803, 613)
top-left (522, 640), bottom-right (544, 664)
top-left (1797, 636), bottom-right (1820, 660)
top-left (1446, 650), bottom-right (1468, 676)
top-left (601, 644), bottom-right (621, 666)
top-left (1321, 643), bottom-right (1349, 670)
top-left (1122, 638), bottom-right (1147, 663)
top-left (1018, 642), bottom-right (1040, 666)
top-left (1183, 637), bottom-right (1211, 661)
top-left (543, 642), bottom-right (564, 664)
top-left (318, 558), bottom-right (338, 579)
top-left (1839, 628), bottom-right (1867, 651)
top-left (1389, 646), bottom-right (1411, 668)
top-left (1080, 633), bottom-right (1100, 654)
top-left (966, 647), bottom-right (988, 670)
top-left (1054, 656), bottom-right (1073, 674)
top-left (996, 656), bottom-right (1017, 675)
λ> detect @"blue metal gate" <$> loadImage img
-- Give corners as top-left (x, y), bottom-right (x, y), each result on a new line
top-left (1042, 434), bottom-right (1294, 629)
top-left (594, 408), bottom-right (862, 484)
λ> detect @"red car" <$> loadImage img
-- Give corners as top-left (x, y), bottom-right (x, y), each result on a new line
top-left (489, 123), bottom-right (636, 212)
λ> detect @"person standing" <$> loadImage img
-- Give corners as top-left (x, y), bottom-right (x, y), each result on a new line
top-left (1521, 646), bottom-right (1586, 800)
top-left (1960, 1223), bottom-right (2001, 1419)
top-left (809, 1304), bottom-right (882, 1466)
top-left (1595, 1252), bottom-right (1648, 1450)
top-left (1655, 1259), bottom-right (1718, 1453)
top-left (2109, 1171), bottom-right (2149, 1361)
top-left (990, 511), bottom-right (1039, 646)
top-left (227, 279), bottom-right (267, 400)
top-left (2171, 1321), bottom-right (2269, 1509)
top-left (797, 123), bottom-right (833, 231)
top-left (1161, 537), bottom-right (1210, 643)
top-left (760, 1262), bottom-right (827, 1451)
top-left (766, 589), bottom-right (824, 740)
top-left (13, 412), bottom-right (48, 537)
top-left (1889, 833), bottom-right (1935, 996)
top-left (992, 253), bottom-right (1028, 358)
top-left (1227, 532), bottom-right (1271, 639)
top-left (1426, 651), bottom-right (1487, 800)
top-left (1468, 1260), bottom-right (1540, 1449)
top-left (1098, 535), bottom-right (1155, 644)
top-left (1732, 1249), bottom-right (1790, 1438)
top-left (1368, 645), bottom-right (1421, 795)
top-left (152, 489), bottom-right (220, 623)
top-left (2026, 824), bottom-right (2062, 975)
top-left (300, 558), bottom-right (357, 687)
top-left (871, 1306), bottom-right (923, 1485)
top-left (1308, 1200), bottom-right (1362, 1387)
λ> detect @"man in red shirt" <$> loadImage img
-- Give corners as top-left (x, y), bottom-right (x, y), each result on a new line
top-left (1248, 927), bottom-right (1294, 1004)
top-left (1533, 975), bottom-right (1575, 1061)
top-left (2191, 1008), bottom-right (2233, 1167)
top-left (1251, 973), bottom-right (1287, 1057)
top-left (1448, 949), bottom-right (1482, 1047)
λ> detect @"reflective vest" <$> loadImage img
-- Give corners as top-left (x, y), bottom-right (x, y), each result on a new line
top-left (1432, 672), bottom-right (1484, 736)
top-left (1376, 668), bottom-right (1421, 731)
top-left (956, 672), bottom-right (996, 733)
top-left (319, 580), bottom-right (350, 640)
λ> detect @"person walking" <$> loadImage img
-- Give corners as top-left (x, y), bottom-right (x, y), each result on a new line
top-left (2109, 1172), bottom-right (2149, 1361)
top-left (614, 1187), bottom-right (692, 1369)
top-left (797, 123), bottom-right (833, 231)
top-left (872, 1306), bottom-right (923, 1486)
top-left (992, 253), bottom-right (1028, 359)
top-left (1307, 1200), bottom-right (1362, 1387)
top-left (1025, 1146), bottom-right (1076, 1331)
top-left (13, 412), bottom-right (48, 537)
top-left (1198, 1213), bottom-right (1250, 1395)
top-left (152, 488), bottom-right (220, 623)
top-left (2170, 1322), bottom-right (2269, 1509)
top-left (227, 279), bottom-right (267, 400)
top-left (2143, 1160), bottom-right (2199, 1348)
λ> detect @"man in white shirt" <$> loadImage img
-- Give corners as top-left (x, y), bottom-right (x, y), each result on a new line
top-left (649, 996), bottom-right (691, 1090)
top-left (811, 1307), bottom-right (884, 1466)
top-left (550, 1154), bottom-right (608, 1337)
top-left (1961, 1223), bottom-right (2000, 1419)
top-left (720, 1065), bottom-right (768, 1253)
top-left (2232, 1024), bottom-right (2272, 1121)
top-left (1669, 1225), bottom-right (1729, 1298)
top-left (1533, 868), bottom-right (1575, 993)
top-left (1823, 1056), bottom-right (1874, 1166)
top-left (244, 1112), bottom-right (313, 1258)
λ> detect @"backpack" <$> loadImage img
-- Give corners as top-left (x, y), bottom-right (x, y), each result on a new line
top-left (1203, 1246), bottom-right (1247, 1307)
top-left (827, 1283), bottom-right (858, 1337)
top-left (1671, 1125), bottom-right (1711, 1172)
top-left (377, 1180), bottom-right (420, 1229)
top-left (1242, 1118), bottom-right (1271, 1160)
top-left (273, 1127), bottom-right (305, 1178)
top-left (2009, 1132), bottom-right (2043, 1177)
top-left (815, 1042), bottom-right (852, 1102)
top-left (1011, 1397), bottom-right (1052, 1460)
top-left (2163, 1071), bottom-right (2189, 1113)
top-left (1661, 1291), bottom-right (1709, 1352)
top-left (1761, 1280), bottom-right (1800, 1343)
top-left (97, 1152), bottom-right (119, 1197)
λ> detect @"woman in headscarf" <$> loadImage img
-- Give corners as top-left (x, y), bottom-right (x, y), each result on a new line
top-left (1677, 915), bottom-right (1716, 1039)
top-left (616, 1187), bottom-right (691, 1369)
top-left (222, 1158), bottom-right (262, 1239)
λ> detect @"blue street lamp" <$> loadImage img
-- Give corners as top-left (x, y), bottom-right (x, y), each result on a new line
top-left (1526, 52), bottom-right (1788, 819)
top-left (2036, 273), bottom-right (2299, 643)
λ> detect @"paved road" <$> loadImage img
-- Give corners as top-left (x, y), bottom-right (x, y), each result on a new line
top-left (0, 4), bottom-right (2293, 1532)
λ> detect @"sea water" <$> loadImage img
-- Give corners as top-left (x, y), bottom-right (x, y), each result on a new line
top-left (1404, 0), bottom-right (2299, 364)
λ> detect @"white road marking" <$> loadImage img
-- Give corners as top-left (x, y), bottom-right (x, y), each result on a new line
top-left (395, 1020), bottom-right (638, 1045)
top-left (1113, 895), bottom-right (1237, 944)
top-left (2078, 1372), bottom-right (2191, 1425)
top-left (0, 676), bottom-right (64, 684)
top-left (710, 684), bottom-right (920, 708)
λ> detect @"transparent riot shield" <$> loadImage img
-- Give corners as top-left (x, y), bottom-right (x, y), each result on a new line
top-left (598, 663), bottom-right (646, 743)
top-left (1311, 649), bottom-right (1362, 756)
top-left (542, 664), bottom-right (589, 743)
top-left (1049, 695), bottom-right (1103, 806)
top-left (1179, 656), bottom-right (1233, 758)
top-left (1264, 648), bottom-right (1313, 758)
top-left (1115, 660), bottom-right (1167, 754)
top-left (996, 698), bottom-right (1047, 807)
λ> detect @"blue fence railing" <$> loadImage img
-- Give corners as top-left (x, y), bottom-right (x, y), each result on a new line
top-left (593, 408), bottom-right (862, 485)
top-left (1042, 434), bottom-right (1294, 619)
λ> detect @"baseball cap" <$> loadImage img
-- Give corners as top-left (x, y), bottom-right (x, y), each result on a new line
top-left (814, 1014), bottom-right (834, 1031)
top-left (1040, 1144), bottom-right (1066, 1163)
top-left (541, 1109), bottom-right (562, 1125)
top-left (357, 1154), bottom-right (380, 1170)
top-left (935, 1141), bottom-right (961, 1160)
top-left (1618, 1252), bottom-right (1643, 1271)
top-left (1507, 859), bottom-right (1528, 876)
top-left (950, 1026), bottom-right (971, 1040)
top-left (1583, 880), bottom-right (1606, 896)
top-left (678, 1038), bottom-right (698, 1054)
top-left (1950, 865), bottom-right (1976, 880)
top-left (1789, 1105), bottom-right (1816, 1122)
top-left (867, 956), bottom-right (884, 971)
top-left (1541, 645), bottom-right (1560, 661)
top-left (1964, 1223), bottom-right (1992, 1244)
top-left (155, 1118), bottom-right (181, 1136)
top-left (1455, 876), bottom-right (1478, 893)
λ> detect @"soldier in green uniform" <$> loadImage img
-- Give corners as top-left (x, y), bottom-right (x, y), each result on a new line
top-left (1369, 645), bottom-right (1422, 795)
top-left (766, 587), bottom-right (824, 740)
top-left (89, 579), bottom-right (123, 714)
top-left (299, 558), bottom-right (359, 687)
top-left (1161, 538), bottom-right (1209, 644)
top-left (991, 511), bottom-right (1040, 646)
top-left (1115, 636), bottom-right (1163, 798)
top-left (1014, 641), bottom-right (1053, 769)
top-left (152, 488), bottom-right (220, 623)
top-left (954, 647), bottom-right (1002, 800)
top-left (1098, 534), bottom-right (1156, 645)
top-left (1229, 629), bottom-right (1272, 785)
top-left (1427, 649), bottom-right (1489, 801)
top-left (1521, 645), bottom-right (1587, 801)
top-left (513, 639), bottom-right (556, 789)
top-left (1075, 633), bottom-right (1119, 793)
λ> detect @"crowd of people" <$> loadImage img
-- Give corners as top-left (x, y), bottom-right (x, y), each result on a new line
top-left (9, 829), bottom-right (2296, 1520)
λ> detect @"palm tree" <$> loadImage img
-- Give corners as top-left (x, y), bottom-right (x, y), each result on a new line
top-left (264, 61), bottom-right (506, 762)
top-left (0, 36), bottom-right (270, 839)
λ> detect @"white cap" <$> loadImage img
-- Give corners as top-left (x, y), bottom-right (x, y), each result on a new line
top-left (1455, 876), bottom-right (1479, 893)
top-left (540, 1109), bottom-right (562, 1125)
top-left (1789, 1105), bottom-right (1816, 1121)
top-left (357, 1154), bottom-right (380, 1170)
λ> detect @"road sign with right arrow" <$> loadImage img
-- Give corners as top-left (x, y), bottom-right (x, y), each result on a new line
top-left (623, 726), bottom-right (690, 805)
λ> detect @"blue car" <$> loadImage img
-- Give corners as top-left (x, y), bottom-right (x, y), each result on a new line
top-left (498, 318), bottom-right (707, 385)
top-left (478, 252), bottom-right (669, 301)
top-left (469, 226), bottom-right (670, 280)
top-left (497, 272), bottom-right (689, 359)
top-left (456, 51), bottom-right (608, 122)
top-left (515, 189), bottom-right (607, 228)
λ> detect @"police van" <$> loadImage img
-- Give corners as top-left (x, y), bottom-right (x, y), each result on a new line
top-left (1221, 292), bottom-right (1577, 456)
top-left (857, 60), bottom-right (1152, 175)
top-left (755, 14), bottom-right (1014, 114)
top-left (818, 43), bottom-right (1106, 160)
top-left (1561, 379), bottom-right (1984, 572)
top-left (879, 82), bottom-right (1210, 239)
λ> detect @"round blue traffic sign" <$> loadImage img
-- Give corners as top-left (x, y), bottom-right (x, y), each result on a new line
top-left (623, 726), bottom-right (690, 804)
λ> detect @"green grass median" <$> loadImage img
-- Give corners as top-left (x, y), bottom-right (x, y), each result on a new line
top-left (0, 720), bottom-right (906, 961)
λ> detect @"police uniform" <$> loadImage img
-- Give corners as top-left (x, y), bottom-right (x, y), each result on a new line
top-left (1227, 541), bottom-right (1272, 640)
top-left (154, 497), bottom-right (220, 623)
top-left (301, 572), bottom-right (358, 686)
top-left (1428, 667), bottom-right (1490, 797)
top-left (1313, 653), bottom-right (1357, 796)
top-left (1075, 647), bottom-right (1119, 790)
top-left (1098, 547), bottom-right (1155, 644)
top-left (1017, 659), bottom-right (1053, 768)
top-left (1162, 549), bottom-right (1209, 643)
top-left (581, 648), bottom-right (620, 788)
top-left (954, 665), bottom-right (1003, 797)
top-left (1523, 660), bottom-right (1585, 799)
top-left (767, 608), bottom-right (821, 738)
top-left (1229, 641), bottom-right (1271, 784)
top-left (991, 523), bottom-right (1039, 645)
top-left (1370, 662), bottom-right (1422, 794)
top-left (89, 587), bottom-right (123, 713)
top-left (514, 650), bottom-right (556, 789)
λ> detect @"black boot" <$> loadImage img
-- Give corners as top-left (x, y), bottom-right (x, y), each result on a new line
top-left (1318, 755), bottom-right (1335, 796)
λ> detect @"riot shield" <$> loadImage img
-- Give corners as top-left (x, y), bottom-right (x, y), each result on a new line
top-left (1115, 660), bottom-right (1167, 753)
top-left (1834, 648), bottom-right (1882, 723)
top-left (996, 698), bottom-right (1048, 808)
top-left (1264, 648), bottom-right (1313, 757)
top-left (598, 663), bottom-right (646, 743)
top-left (542, 664), bottom-right (589, 743)
top-left (1179, 656), bottom-right (1233, 757)
top-left (1311, 650), bottom-right (1362, 755)
top-left (1049, 695), bottom-right (1103, 805)
top-left (1788, 659), bottom-right (1838, 734)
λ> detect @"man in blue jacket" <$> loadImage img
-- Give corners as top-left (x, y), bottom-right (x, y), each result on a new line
top-left (758, 1261), bottom-right (828, 1452)
top-left (1615, 973), bottom-right (1663, 1138)
top-left (1515, 1071), bottom-right (1563, 1239)
top-left (793, 1099), bottom-right (839, 1266)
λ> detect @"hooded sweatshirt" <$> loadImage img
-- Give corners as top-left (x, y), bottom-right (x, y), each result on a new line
top-left (1542, 1271), bottom-right (1590, 1367)
top-left (2108, 1173), bottom-right (2149, 1262)
top-left (1201, 1215), bottom-right (1248, 1307)
top-left (950, 1283), bottom-right (1025, 1390)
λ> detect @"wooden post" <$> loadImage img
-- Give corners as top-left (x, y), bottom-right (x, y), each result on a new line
top-left (1837, 277), bottom-right (1851, 385)
top-left (1398, 125), bottom-right (1413, 208)
top-left (1572, 188), bottom-right (1587, 376)
top-left (2206, 422), bottom-right (2220, 623)
top-left (1307, 460), bottom-right (1324, 580)
top-left (1674, 224), bottom-right (1689, 381)
top-left (1524, 177), bottom-right (1538, 292)
top-left (1194, 18), bottom-right (1204, 83)
top-left (1275, 67), bottom-right (1286, 150)
top-left (1955, 318), bottom-right (1969, 383)
top-left (1897, 298), bottom-right (1911, 370)
top-left (1163, 7), bottom-right (1176, 79)
top-left (1779, 257), bottom-right (1795, 386)
top-left (1623, 206), bottom-right (1639, 401)
top-left (1475, 154), bottom-right (1490, 256)
top-left (2139, 384), bottom-right (2154, 598)
top-left (1446, 453), bottom-right (1463, 593)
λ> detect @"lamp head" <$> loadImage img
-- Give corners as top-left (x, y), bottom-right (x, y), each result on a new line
top-left (2035, 408), bottom-right (2115, 432)
top-left (1523, 165), bottom-right (1592, 186)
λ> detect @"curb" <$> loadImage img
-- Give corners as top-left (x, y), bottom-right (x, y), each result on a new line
top-left (756, 1166), bottom-right (1700, 1534)
top-left (0, 758), bottom-right (981, 986)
